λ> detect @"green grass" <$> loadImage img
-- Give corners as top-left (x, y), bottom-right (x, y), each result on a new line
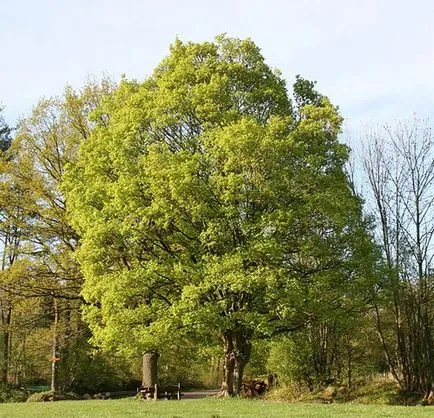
top-left (0, 398), bottom-right (433, 418)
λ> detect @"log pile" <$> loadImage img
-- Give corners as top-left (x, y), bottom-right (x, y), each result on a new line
top-left (242, 375), bottom-right (274, 397)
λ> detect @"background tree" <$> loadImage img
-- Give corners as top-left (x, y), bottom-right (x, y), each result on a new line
top-left (0, 106), bottom-right (12, 152)
top-left (361, 117), bottom-right (434, 398)
top-left (65, 36), bottom-right (376, 396)
top-left (0, 78), bottom-right (130, 392)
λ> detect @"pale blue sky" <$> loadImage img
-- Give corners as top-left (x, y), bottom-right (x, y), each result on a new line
top-left (2, 0), bottom-right (434, 128)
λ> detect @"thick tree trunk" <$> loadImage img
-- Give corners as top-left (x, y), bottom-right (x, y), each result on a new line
top-left (218, 328), bottom-right (252, 397)
top-left (217, 331), bottom-right (236, 397)
top-left (142, 351), bottom-right (159, 388)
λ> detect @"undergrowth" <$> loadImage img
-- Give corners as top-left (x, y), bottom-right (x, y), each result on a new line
top-left (0, 384), bottom-right (28, 403)
top-left (266, 375), bottom-right (424, 406)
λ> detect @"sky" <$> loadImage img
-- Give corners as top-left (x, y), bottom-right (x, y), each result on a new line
top-left (2, 0), bottom-right (434, 132)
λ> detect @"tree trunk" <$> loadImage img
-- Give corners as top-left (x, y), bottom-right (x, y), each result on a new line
top-left (51, 297), bottom-right (59, 396)
top-left (217, 331), bottom-right (236, 397)
top-left (218, 328), bottom-right (252, 397)
top-left (210, 356), bottom-right (221, 388)
top-left (1, 305), bottom-right (12, 384)
top-left (142, 351), bottom-right (159, 388)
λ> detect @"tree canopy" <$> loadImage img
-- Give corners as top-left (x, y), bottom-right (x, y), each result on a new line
top-left (64, 36), bottom-right (376, 396)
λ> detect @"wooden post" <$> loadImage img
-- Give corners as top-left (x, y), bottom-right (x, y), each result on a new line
top-left (177, 382), bottom-right (181, 400)
top-left (154, 383), bottom-right (158, 401)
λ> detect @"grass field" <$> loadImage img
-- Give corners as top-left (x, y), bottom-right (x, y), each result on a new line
top-left (0, 398), bottom-right (433, 418)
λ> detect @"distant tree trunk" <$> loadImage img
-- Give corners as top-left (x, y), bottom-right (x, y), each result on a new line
top-left (1, 305), bottom-right (12, 384)
top-left (347, 345), bottom-right (352, 389)
top-left (51, 297), bottom-right (59, 396)
top-left (210, 356), bottom-right (221, 388)
top-left (0, 225), bottom-right (18, 385)
top-left (142, 351), bottom-right (159, 388)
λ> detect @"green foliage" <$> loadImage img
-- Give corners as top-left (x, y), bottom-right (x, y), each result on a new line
top-left (0, 384), bottom-right (28, 403)
top-left (64, 35), bottom-right (294, 356)
top-left (156, 340), bottom-right (216, 387)
top-left (268, 312), bottom-right (384, 390)
top-left (267, 337), bottom-right (299, 385)
top-left (64, 36), bottom-right (376, 394)
top-left (293, 75), bottom-right (323, 110)
top-left (244, 340), bottom-right (271, 378)
top-left (58, 329), bottom-right (135, 394)
top-left (0, 106), bottom-right (12, 152)
top-left (266, 376), bottom-right (402, 405)
top-left (0, 77), bottom-right (120, 391)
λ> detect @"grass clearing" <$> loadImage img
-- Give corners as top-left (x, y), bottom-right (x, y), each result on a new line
top-left (0, 398), bottom-right (433, 418)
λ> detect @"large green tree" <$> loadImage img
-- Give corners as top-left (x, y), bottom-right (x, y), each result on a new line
top-left (64, 36), bottom-right (375, 396)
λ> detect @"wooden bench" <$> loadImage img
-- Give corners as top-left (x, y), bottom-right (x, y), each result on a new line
top-left (139, 383), bottom-right (182, 400)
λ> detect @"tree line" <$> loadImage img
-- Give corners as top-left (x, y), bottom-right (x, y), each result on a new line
top-left (1, 36), bottom-right (434, 400)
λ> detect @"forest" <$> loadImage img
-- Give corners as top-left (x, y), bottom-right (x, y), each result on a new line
top-left (1, 35), bottom-right (434, 404)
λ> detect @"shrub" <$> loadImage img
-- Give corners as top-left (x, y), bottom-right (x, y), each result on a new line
top-left (0, 384), bottom-right (28, 403)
